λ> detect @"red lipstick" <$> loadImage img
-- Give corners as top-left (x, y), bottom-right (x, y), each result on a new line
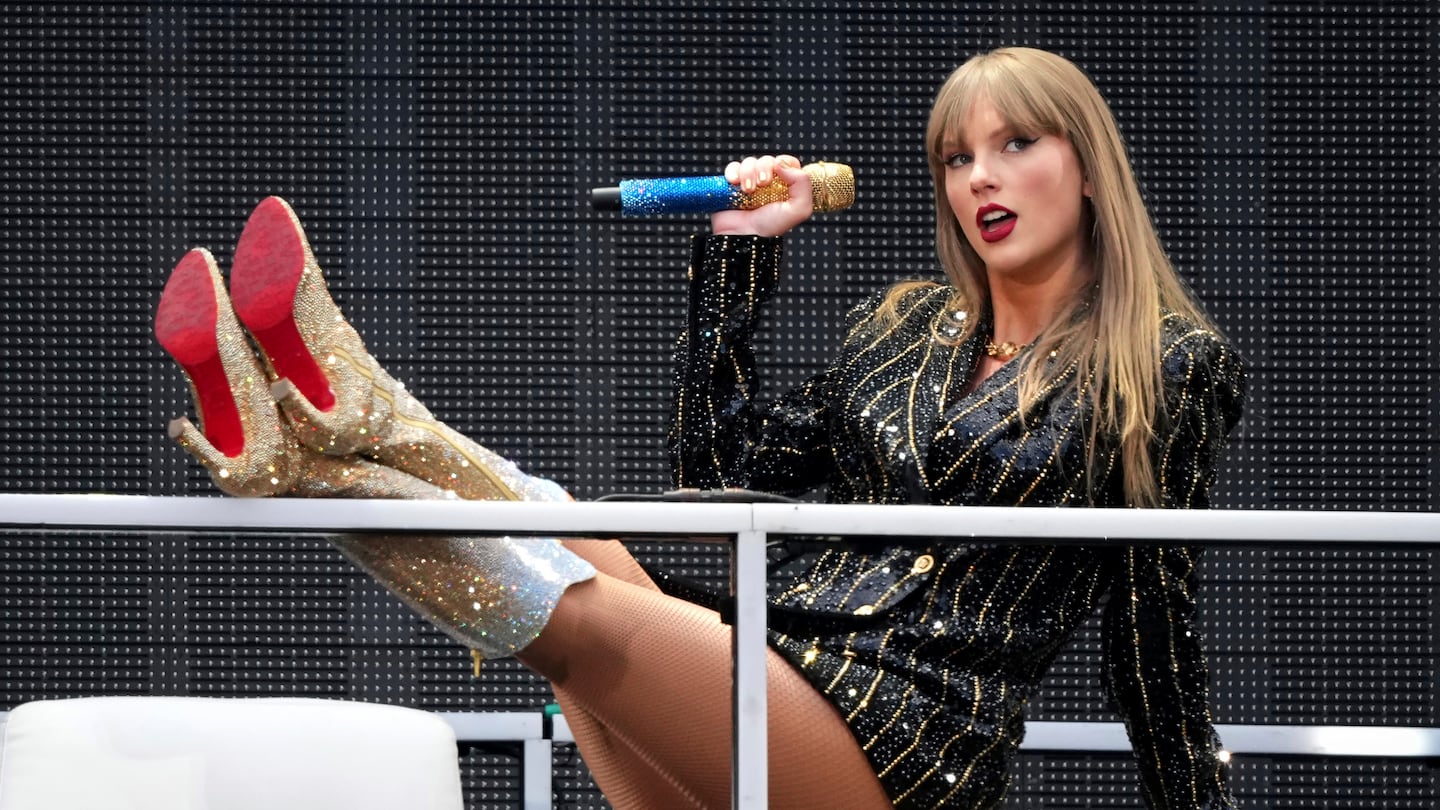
top-left (976, 203), bottom-right (1016, 243)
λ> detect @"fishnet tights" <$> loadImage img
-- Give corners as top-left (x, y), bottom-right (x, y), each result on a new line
top-left (553, 540), bottom-right (703, 808)
top-left (521, 563), bottom-right (891, 809)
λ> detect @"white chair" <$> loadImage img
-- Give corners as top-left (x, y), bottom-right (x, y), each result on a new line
top-left (0, 696), bottom-right (464, 810)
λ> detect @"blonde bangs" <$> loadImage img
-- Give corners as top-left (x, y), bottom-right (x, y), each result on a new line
top-left (927, 54), bottom-right (1070, 168)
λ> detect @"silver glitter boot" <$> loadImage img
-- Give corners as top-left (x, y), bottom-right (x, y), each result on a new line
top-left (330, 534), bottom-right (595, 665)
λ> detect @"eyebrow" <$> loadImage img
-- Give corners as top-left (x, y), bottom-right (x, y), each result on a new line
top-left (941, 122), bottom-right (1014, 152)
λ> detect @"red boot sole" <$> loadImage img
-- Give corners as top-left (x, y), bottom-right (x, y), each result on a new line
top-left (230, 196), bottom-right (337, 412)
top-left (155, 250), bottom-right (245, 457)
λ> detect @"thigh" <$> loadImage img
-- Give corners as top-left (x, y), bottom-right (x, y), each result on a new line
top-left (524, 575), bottom-right (890, 808)
top-left (766, 648), bottom-right (893, 809)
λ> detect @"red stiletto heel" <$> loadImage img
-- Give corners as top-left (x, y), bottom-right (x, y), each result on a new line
top-left (229, 196), bottom-right (336, 412)
top-left (154, 249), bottom-right (245, 457)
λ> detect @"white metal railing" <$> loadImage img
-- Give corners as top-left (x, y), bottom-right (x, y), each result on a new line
top-left (2, 494), bottom-right (1438, 809)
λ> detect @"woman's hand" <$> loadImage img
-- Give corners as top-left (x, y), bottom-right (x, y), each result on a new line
top-left (710, 154), bottom-right (814, 237)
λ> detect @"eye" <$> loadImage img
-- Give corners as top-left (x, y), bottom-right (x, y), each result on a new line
top-left (943, 152), bottom-right (972, 168)
top-left (1004, 136), bottom-right (1037, 152)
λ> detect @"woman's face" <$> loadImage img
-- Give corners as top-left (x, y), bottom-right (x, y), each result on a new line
top-left (941, 96), bottom-right (1092, 285)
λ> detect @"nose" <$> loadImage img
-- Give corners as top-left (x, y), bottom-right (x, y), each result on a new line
top-left (968, 153), bottom-right (998, 194)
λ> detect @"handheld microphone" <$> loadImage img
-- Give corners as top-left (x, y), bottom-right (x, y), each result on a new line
top-left (590, 161), bottom-right (854, 216)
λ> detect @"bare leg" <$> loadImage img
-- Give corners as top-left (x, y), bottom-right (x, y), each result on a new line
top-left (521, 575), bottom-right (891, 809)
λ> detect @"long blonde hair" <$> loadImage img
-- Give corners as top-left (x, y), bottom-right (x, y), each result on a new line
top-left (883, 47), bottom-right (1217, 507)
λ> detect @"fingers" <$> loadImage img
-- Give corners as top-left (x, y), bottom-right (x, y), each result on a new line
top-left (713, 153), bottom-right (812, 237)
top-left (774, 162), bottom-right (812, 203)
top-left (724, 154), bottom-right (802, 194)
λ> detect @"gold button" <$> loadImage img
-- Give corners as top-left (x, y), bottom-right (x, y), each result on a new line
top-left (853, 605), bottom-right (875, 616)
top-left (793, 583), bottom-right (810, 593)
top-left (912, 554), bottom-right (935, 574)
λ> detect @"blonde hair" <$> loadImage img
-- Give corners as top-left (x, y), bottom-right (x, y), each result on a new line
top-left (881, 47), bottom-right (1217, 507)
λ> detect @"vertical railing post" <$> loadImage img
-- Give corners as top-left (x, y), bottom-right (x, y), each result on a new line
top-left (731, 528), bottom-right (769, 809)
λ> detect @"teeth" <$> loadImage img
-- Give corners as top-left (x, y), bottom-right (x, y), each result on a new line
top-left (982, 210), bottom-right (1009, 223)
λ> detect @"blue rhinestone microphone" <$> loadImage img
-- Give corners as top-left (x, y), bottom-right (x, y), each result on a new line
top-left (590, 162), bottom-right (854, 216)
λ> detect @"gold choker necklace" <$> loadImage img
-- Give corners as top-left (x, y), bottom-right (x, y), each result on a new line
top-left (985, 340), bottom-right (1030, 359)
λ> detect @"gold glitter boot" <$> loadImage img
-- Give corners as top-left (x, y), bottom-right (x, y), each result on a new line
top-left (228, 196), bottom-right (543, 502)
top-left (159, 246), bottom-right (593, 666)
top-left (156, 248), bottom-right (448, 501)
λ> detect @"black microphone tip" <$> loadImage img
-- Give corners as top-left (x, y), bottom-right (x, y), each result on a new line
top-left (590, 186), bottom-right (622, 211)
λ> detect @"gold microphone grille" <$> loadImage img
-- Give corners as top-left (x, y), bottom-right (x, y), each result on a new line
top-left (804, 161), bottom-right (856, 212)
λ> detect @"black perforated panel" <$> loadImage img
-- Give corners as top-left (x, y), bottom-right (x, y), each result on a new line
top-left (2, 2), bottom-right (1437, 808)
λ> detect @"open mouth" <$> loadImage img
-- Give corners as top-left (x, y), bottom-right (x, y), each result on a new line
top-left (977, 205), bottom-right (1016, 243)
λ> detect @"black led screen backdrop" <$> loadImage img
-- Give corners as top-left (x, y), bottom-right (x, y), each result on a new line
top-left (1, 2), bottom-right (1436, 808)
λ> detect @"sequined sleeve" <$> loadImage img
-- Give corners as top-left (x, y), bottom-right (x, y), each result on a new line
top-left (667, 234), bottom-right (836, 494)
top-left (1102, 326), bottom-right (1246, 809)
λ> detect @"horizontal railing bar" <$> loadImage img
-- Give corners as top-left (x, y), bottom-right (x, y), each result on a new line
top-left (0, 494), bottom-right (755, 536)
top-left (1023, 722), bottom-right (1440, 758)
top-left (752, 502), bottom-right (1440, 544)
top-left (438, 710), bottom-right (542, 742)
top-left (1, 494), bottom-right (1437, 544)
top-left (543, 715), bottom-right (1440, 758)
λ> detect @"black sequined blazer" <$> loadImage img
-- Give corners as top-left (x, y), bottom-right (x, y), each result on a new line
top-left (668, 235), bottom-right (1245, 809)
